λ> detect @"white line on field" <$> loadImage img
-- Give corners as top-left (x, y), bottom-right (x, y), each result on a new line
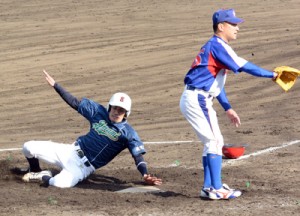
top-left (0, 141), bottom-right (197, 152)
top-left (0, 148), bottom-right (22, 152)
top-left (0, 140), bottom-right (196, 152)
top-left (0, 139), bottom-right (299, 158)
top-left (223, 139), bottom-right (300, 166)
top-left (144, 140), bottom-right (199, 144)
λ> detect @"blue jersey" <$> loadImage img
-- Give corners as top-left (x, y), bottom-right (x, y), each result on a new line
top-left (184, 35), bottom-right (274, 110)
top-left (184, 35), bottom-right (248, 97)
top-left (76, 98), bottom-right (146, 169)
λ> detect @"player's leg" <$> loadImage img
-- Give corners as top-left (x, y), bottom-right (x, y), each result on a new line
top-left (48, 169), bottom-right (81, 188)
top-left (202, 101), bottom-right (223, 190)
top-left (180, 90), bottom-right (217, 184)
top-left (180, 89), bottom-right (223, 195)
top-left (45, 144), bottom-right (95, 188)
top-left (22, 140), bottom-right (71, 169)
top-left (201, 100), bottom-right (242, 199)
top-left (22, 140), bottom-right (72, 183)
top-left (180, 89), bottom-right (242, 199)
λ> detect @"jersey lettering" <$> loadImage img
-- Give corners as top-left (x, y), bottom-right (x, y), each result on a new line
top-left (92, 120), bottom-right (121, 141)
top-left (191, 48), bottom-right (205, 69)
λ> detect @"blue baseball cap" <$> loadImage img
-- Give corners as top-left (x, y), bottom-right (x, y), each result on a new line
top-left (212, 9), bottom-right (244, 25)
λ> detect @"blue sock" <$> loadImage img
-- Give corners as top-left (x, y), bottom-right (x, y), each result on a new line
top-left (202, 156), bottom-right (211, 188)
top-left (207, 153), bottom-right (222, 190)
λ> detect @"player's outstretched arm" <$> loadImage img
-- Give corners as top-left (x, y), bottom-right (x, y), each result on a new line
top-left (43, 69), bottom-right (80, 110)
top-left (133, 154), bottom-right (162, 185)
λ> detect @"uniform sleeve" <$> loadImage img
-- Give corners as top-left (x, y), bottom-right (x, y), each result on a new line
top-left (129, 139), bottom-right (146, 156)
top-left (216, 88), bottom-right (232, 111)
top-left (126, 126), bottom-right (146, 156)
top-left (212, 39), bottom-right (248, 73)
top-left (77, 98), bottom-right (107, 121)
top-left (54, 83), bottom-right (80, 110)
top-left (239, 62), bottom-right (275, 78)
top-left (133, 154), bottom-right (148, 176)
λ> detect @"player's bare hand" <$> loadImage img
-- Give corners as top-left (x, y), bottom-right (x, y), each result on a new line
top-left (226, 108), bottom-right (241, 127)
top-left (143, 174), bottom-right (162, 186)
top-left (43, 69), bottom-right (56, 87)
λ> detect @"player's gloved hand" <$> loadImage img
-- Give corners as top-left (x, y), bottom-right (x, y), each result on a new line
top-left (143, 174), bottom-right (162, 186)
top-left (273, 66), bottom-right (300, 92)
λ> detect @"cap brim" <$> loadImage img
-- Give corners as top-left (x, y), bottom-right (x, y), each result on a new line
top-left (226, 17), bottom-right (244, 24)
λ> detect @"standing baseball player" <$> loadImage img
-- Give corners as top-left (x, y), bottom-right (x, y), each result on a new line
top-left (21, 70), bottom-right (162, 188)
top-left (180, 9), bottom-right (278, 200)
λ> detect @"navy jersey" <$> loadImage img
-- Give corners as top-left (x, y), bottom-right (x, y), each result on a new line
top-left (76, 98), bottom-right (146, 169)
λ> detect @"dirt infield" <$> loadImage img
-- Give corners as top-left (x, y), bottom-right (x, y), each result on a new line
top-left (0, 0), bottom-right (300, 215)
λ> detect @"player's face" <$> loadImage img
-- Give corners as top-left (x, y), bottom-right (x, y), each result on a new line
top-left (109, 106), bottom-right (127, 123)
top-left (218, 22), bottom-right (240, 42)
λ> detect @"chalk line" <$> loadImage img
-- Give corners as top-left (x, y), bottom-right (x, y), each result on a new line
top-left (0, 148), bottom-right (22, 152)
top-left (144, 140), bottom-right (199, 144)
top-left (0, 139), bottom-right (299, 161)
top-left (223, 139), bottom-right (300, 166)
top-left (0, 140), bottom-right (197, 152)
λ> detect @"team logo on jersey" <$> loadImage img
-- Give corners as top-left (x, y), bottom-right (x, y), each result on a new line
top-left (92, 120), bottom-right (121, 141)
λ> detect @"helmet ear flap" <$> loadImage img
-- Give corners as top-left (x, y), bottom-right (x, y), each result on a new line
top-left (107, 104), bottom-right (111, 113)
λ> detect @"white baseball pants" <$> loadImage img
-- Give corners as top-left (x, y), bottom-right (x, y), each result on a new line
top-left (180, 86), bottom-right (224, 156)
top-left (22, 141), bottom-right (95, 188)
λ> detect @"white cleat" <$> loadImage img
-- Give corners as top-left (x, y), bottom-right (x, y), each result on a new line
top-left (200, 187), bottom-right (211, 198)
top-left (22, 170), bottom-right (52, 183)
top-left (208, 184), bottom-right (242, 200)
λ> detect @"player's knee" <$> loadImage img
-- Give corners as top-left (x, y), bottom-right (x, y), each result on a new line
top-left (49, 174), bottom-right (80, 188)
top-left (22, 141), bottom-right (37, 157)
top-left (49, 181), bottom-right (75, 188)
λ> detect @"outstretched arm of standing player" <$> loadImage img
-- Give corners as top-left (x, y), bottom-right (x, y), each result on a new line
top-left (43, 69), bottom-right (80, 110)
top-left (239, 62), bottom-right (277, 78)
top-left (133, 154), bottom-right (162, 185)
top-left (216, 88), bottom-right (241, 128)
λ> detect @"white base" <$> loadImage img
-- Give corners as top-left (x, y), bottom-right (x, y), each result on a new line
top-left (116, 186), bottom-right (161, 193)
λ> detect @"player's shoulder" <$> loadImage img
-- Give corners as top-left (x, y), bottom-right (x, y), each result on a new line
top-left (122, 122), bottom-right (140, 137)
top-left (81, 98), bottom-right (104, 108)
top-left (79, 98), bottom-right (107, 115)
top-left (122, 121), bottom-right (134, 131)
top-left (211, 36), bottom-right (230, 47)
top-left (202, 36), bottom-right (227, 51)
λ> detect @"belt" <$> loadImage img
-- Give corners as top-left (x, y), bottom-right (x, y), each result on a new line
top-left (186, 85), bottom-right (196, 91)
top-left (186, 85), bottom-right (213, 98)
top-left (76, 149), bottom-right (92, 167)
top-left (74, 143), bottom-right (92, 167)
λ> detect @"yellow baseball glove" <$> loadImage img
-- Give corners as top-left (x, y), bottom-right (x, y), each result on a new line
top-left (274, 66), bottom-right (300, 91)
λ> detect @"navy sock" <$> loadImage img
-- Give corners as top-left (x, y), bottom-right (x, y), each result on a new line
top-left (40, 175), bottom-right (51, 188)
top-left (26, 157), bottom-right (42, 172)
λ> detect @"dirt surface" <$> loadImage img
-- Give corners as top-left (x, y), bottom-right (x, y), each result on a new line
top-left (0, 0), bottom-right (300, 215)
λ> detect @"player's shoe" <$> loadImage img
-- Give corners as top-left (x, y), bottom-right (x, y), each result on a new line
top-left (22, 170), bottom-right (52, 183)
top-left (208, 183), bottom-right (242, 200)
top-left (200, 187), bottom-right (211, 198)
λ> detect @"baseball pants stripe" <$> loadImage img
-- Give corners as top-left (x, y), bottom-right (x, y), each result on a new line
top-left (180, 87), bottom-right (224, 156)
